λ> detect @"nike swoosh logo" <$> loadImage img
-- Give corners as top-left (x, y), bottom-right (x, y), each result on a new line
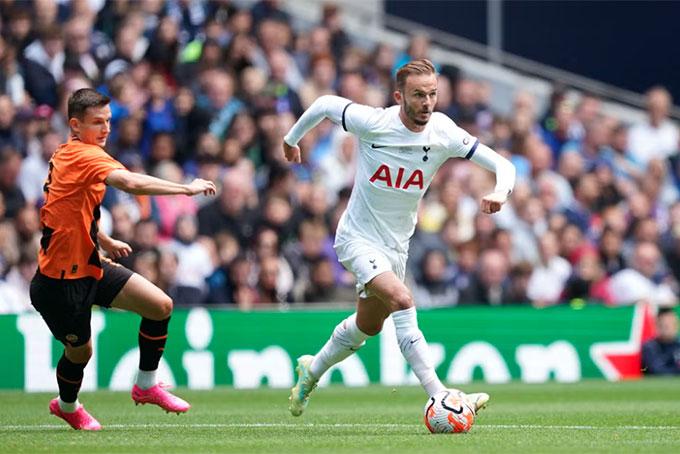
top-left (371, 144), bottom-right (387, 149)
top-left (409, 337), bottom-right (422, 344)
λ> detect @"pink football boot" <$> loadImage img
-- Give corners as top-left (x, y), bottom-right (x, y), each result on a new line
top-left (49, 398), bottom-right (102, 430)
top-left (131, 383), bottom-right (190, 414)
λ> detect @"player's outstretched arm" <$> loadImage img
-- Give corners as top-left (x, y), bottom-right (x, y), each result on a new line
top-left (105, 170), bottom-right (217, 197)
top-left (468, 143), bottom-right (516, 214)
top-left (282, 95), bottom-right (352, 163)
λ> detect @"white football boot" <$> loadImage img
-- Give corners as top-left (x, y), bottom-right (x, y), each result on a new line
top-left (289, 355), bottom-right (318, 416)
top-left (467, 392), bottom-right (490, 414)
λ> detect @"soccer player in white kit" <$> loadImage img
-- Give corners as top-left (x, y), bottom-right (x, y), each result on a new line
top-left (283, 59), bottom-right (515, 416)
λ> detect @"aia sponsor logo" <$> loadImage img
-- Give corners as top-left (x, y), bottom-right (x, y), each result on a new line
top-left (369, 165), bottom-right (424, 190)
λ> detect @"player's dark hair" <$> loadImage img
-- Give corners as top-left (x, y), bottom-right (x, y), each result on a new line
top-left (67, 88), bottom-right (110, 120)
top-left (396, 59), bottom-right (436, 92)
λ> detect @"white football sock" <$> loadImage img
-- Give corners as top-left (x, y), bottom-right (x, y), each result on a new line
top-left (310, 313), bottom-right (370, 379)
top-left (58, 397), bottom-right (79, 413)
top-left (135, 369), bottom-right (157, 390)
top-left (392, 306), bottom-right (446, 397)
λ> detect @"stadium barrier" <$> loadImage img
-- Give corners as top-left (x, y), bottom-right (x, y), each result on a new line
top-left (0, 304), bottom-right (658, 391)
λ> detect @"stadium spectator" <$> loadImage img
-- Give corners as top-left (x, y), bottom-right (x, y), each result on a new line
top-left (393, 32), bottom-right (437, 74)
top-left (203, 69), bottom-right (244, 140)
top-left (131, 250), bottom-right (160, 288)
top-left (142, 72), bottom-right (175, 154)
top-left (114, 217), bottom-right (161, 270)
top-left (410, 217), bottom-right (462, 280)
top-left (251, 226), bottom-right (293, 290)
top-left (256, 255), bottom-right (293, 304)
top-left (23, 24), bottom-right (65, 84)
top-left (18, 129), bottom-right (60, 206)
top-left (459, 249), bottom-right (513, 305)
top-left (0, 95), bottom-right (23, 151)
top-left (560, 223), bottom-right (588, 265)
top-left (14, 205), bottom-right (40, 257)
top-left (507, 261), bottom-right (533, 303)
top-left (228, 254), bottom-right (258, 309)
top-left (641, 308), bottom-right (680, 375)
top-left (302, 255), bottom-right (355, 303)
top-left (63, 17), bottom-right (99, 82)
top-left (2, 35), bottom-right (59, 109)
top-left (0, 146), bottom-right (25, 218)
top-left (109, 203), bottom-right (136, 246)
top-left (198, 170), bottom-right (258, 246)
top-left (251, 0), bottom-right (290, 28)
top-left (540, 100), bottom-right (579, 162)
top-left (628, 86), bottom-right (679, 169)
top-left (411, 249), bottom-right (458, 308)
top-left (152, 161), bottom-right (198, 240)
top-left (156, 249), bottom-right (180, 299)
top-left (205, 231), bottom-right (241, 305)
top-left (226, 112), bottom-right (264, 167)
top-left (32, 0), bottom-right (62, 30)
top-left (173, 86), bottom-right (212, 163)
top-left (562, 247), bottom-right (612, 304)
top-left (452, 240), bottom-right (479, 293)
top-left (2, 249), bottom-right (36, 312)
top-left (144, 16), bottom-right (179, 74)
top-left (563, 173), bottom-right (600, 234)
top-left (167, 214), bottom-right (213, 305)
top-left (299, 53), bottom-right (337, 110)
top-left (609, 242), bottom-right (677, 306)
top-left (321, 4), bottom-right (350, 62)
top-left (526, 231), bottom-right (572, 306)
top-left (598, 225), bottom-right (626, 276)
top-left (285, 219), bottom-right (334, 301)
top-left (261, 48), bottom-right (303, 117)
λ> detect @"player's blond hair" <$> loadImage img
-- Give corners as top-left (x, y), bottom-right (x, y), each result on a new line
top-left (396, 59), bottom-right (436, 92)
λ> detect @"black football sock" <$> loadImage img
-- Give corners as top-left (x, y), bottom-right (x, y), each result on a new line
top-left (56, 353), bottom-right (87, 403)
top-left (138, 317), bottom-right (170, 371)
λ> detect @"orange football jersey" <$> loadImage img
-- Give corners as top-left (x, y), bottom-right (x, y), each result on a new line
top-left (38, 137), bottom-right (127, 280)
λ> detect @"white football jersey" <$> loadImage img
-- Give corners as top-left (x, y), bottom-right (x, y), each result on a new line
top-left (335, 103), bottom-right (479, 256)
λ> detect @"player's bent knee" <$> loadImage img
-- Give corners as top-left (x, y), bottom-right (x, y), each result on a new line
top-left (142, 293), bottom-right (173, 320)
top-left (391, 290), bottom-right (414, 311)
top-left (65, 343), bottom-right (93, 364)
top-left (153, 294), bottom-right (173, 320)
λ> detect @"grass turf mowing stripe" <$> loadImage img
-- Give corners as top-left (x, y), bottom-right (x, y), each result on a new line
top-left (1, 423), bottom-right (679, 430)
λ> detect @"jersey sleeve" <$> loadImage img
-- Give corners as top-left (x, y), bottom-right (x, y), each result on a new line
top-left (79, 147), bottom-right (127, 185)
top-left (341, 102), bottom-right (381, 138)
top-left (284, 95), bottom-right (379, 145)
top-left (439, 115), bottom-right (479, 159)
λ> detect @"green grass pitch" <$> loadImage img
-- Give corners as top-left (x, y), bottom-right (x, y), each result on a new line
top-left (1, 379), bottom-right (679, 453)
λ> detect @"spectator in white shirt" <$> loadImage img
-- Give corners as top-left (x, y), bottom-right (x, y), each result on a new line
top-left (19, 130), bottom-right (61, 205)
top-left (628, 86), bottom-right (678, 168)
top-left (527, 231), bottom-right (572, 306)
top-left (167, 214), bottom-right (214, 305)
top-left (609, 241), bottom-right (677, 307)
top-left (23, 25), bottom-right (65, 83)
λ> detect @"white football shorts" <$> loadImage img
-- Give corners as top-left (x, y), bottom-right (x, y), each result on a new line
top-left (334, 240), bottom-right (408, 299)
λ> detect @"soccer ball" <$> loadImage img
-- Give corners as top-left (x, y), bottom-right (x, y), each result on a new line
top-left (424, 389), bottom-right (475, 434)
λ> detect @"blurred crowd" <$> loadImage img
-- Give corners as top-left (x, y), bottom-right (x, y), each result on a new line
top-left (0, 0), bottom-right (679, 313)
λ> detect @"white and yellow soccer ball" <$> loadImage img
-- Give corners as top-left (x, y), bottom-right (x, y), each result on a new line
top-left (424, 389), bottom-right (475, 434)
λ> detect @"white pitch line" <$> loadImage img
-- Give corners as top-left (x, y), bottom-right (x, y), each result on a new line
top-left (481, 424), bottom-right (680, 430)
top-left (0, 423), bottom-right (679, 431)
